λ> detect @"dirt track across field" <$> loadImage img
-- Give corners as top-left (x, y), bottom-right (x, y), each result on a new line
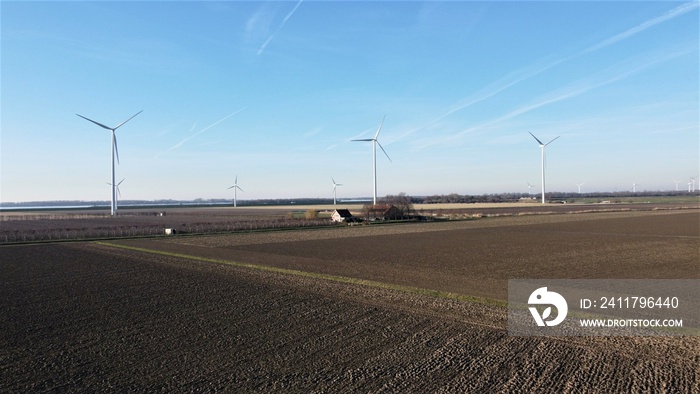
top-left (2, 209), bottom-right (698, 391)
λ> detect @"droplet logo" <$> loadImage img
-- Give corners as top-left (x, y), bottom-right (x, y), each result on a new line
top-left (528, 287), bottom-right (568, 326)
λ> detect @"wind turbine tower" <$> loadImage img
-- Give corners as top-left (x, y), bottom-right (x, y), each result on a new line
top-left (527, 182), bottom-right (534, 195)
top-left (674, 180), bottom-right (681, 191)
top-left (106, 178), bottom-right (125, 212)
top-left (77, 111), bottom-right (142, 216)
top-left (528, 132), bottom-right (559, 204)
top-left (632, 182), bottom-right (637, 193)
top-left (352, 115), bottom-right (392, 205)
top-left (576, 183), bottom-right (584, 194)
top-left (332, 177), bottom-right (342, 205)
top-left (227, 175), bottom-right (244, 207)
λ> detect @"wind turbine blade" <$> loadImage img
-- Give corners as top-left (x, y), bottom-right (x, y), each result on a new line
top-left (351, 139), bottom-right (374, 142)
top-left (114, 110), bottom-right (143, 130)
top-left (528, 131), bottom-right (544, 145)
top-left (113, 134), bottom-right (120, 164)
top-left (76, 114), bottom-right (112, 130)
top-left (374, 115), bottom-right (386, 139)
top-left (545, 135), bottom-right (560, 146)
top-left (117, 178), bottom-right (125, 186)
top-left (237, 186), bottom-right (244, 192)
top-left (377, 141), bottom-right (392, 162)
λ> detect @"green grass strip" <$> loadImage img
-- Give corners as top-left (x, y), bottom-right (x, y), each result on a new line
top-left (95, 241), bottom-right (507, 308)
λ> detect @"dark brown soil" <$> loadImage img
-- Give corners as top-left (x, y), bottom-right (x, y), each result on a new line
top-left (118, 210), bottom-right (699, 300)
top-left (2, 242), bottom-right (698, 392)
top-left (2, 210), bottom-right (698, 392)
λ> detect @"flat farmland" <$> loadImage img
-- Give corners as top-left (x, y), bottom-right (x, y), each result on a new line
top-left (0, 207), bottom-right (334, 242)
top-left (116, 209), bottom-right (699, 300)
top-left (2, 201), bottom-right (696, 242)
top-left (2, 209), bottom-right (699, 391)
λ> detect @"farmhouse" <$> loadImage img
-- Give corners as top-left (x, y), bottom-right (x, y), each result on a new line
top-left (366, 204), bottom-right (403, 221)
top-left (331, 209), bottom-right (354, 223)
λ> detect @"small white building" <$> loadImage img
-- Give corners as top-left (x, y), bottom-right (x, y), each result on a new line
top-left (331, 209), bottom-right (354, 223)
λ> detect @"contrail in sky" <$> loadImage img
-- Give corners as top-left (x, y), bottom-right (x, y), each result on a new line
top-left (401, 2), bottom-right (698, 145)
top-left (584, 2), bottom-right (699, 53)
top-left (257, 0), bottom-right (303, 55)
top-left (419, 46), bottom-right (694, 150)
top-left (165, 107), bottom-right (246, 153)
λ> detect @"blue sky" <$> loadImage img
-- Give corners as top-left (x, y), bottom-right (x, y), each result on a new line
top-left (2, 1), bottom-right (698, 202)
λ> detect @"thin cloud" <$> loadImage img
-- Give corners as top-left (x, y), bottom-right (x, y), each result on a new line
top-left (245, 12), bottom-right (262, 40)
top-left (584, 2), bottom-right (699, 53)
top-left (303, 126), bottom-right (323, 138)
top-left (283, 0), bottom-right (303, 24)
top-left (257, 0), bottom-right (303, 55)
top-left (393, 57), bottom-right (567, 144)
top-left (416, 46), bottom-right (694, 150)
top-left (167, 121), bottom-right (199, 151)
top-left (441, 58), bottom-right (566, 122)
top-left (403, 2), bottom-right (698, 147)
top-left (492, 46), bottom-right (695, 129)
top-left (156, 107), bottom-right (246, 158)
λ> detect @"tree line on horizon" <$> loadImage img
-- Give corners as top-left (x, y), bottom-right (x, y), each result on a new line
top-left (1, 190), bottom-right (696, 209)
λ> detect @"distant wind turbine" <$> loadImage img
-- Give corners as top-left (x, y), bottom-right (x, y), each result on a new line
top-left (691, 176), bottom-right (697, 192)
top-left (632, 182), bottom-right (637, 193)
top-left (528, 132), bottom-right (559, 204)
top-left (575, 183), bottom-right (584, 194)
top-left (674, 180), bottom-right (681, 191)
top-left (352, 115), bottom-right (392, 205)
top-left (332, 177), bottom-right (342, 205)
top-left (106, 178), bottom-right (125, 212)
top-left (227, 175), bottom-right (244, 207)
top-left (527, 182), bottom-right (535, 194)
top-left (77, 110), bottom-right (142, 216)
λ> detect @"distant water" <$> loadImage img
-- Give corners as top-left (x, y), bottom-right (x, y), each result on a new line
top-left (0, 205), bottom-right (102, 211)
top-left (0, 202), bottom-right (234, 211)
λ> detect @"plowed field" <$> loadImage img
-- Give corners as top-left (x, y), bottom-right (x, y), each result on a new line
top-left (2, 209), bottom-right (698, 392)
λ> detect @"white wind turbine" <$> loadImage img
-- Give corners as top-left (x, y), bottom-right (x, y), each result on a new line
top-left (691, 176), bottom-right (697, 192)
top-left (332, 177), bottom-right (342, 205)
top-left (528, 132), bottom-right (559, 204)
top-left (352, 115), bottom-right (392, 206)
top-left (575, 183), bottom-right (584, 194)
top-left (227, 175), bottom-right (244, 207)
top-left (527, 182), bottom-right (535, 195)
top-left (674, 180), bottom-right (681, 191)
top-left (77, 110), bottom-right (142, 216)
top-left (106, 178), bottom-right (125, 212)
top-left (632, 182), bottom-right (637, 193)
